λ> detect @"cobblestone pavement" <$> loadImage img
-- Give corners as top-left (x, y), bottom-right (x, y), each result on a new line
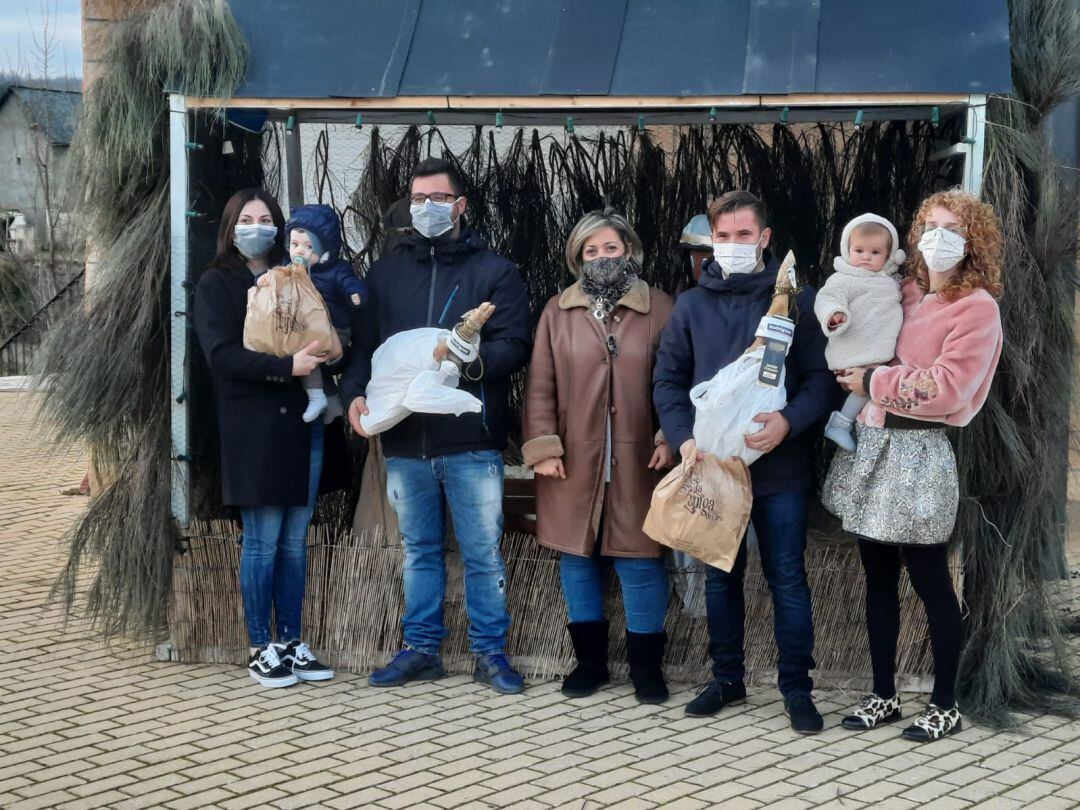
top-left (2, 389), bottom-right (1079, 810)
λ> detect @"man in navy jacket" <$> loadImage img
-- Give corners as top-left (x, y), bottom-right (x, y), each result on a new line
top-left (653, 191), bottom-right (835, 733)
top-left (341, 158), bottom-right (531, 694)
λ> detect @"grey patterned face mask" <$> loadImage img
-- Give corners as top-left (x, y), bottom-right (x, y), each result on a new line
top-left (580, 256), bottom-right (635, 321)
top-left (582, 256), bottom-right (632, 285)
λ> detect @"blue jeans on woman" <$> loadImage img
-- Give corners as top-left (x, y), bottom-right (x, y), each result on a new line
top-left (385, 449), bottom-right (510, 655)
top-left (705, 489), bottom-right (816, 696)
top-left (559, 552), bottom-right (668, 633)
top-left (239, 420), bottom-right (324, 648)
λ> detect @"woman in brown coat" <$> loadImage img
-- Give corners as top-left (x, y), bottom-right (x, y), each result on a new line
top-left (522, 210), bottom-right (675, 703)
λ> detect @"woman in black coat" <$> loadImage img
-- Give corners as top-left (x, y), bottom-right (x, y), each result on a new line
top-left (193, 188), bottom-right (334, 689)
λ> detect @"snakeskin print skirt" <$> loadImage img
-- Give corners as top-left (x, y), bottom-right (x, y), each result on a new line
top-left (822, 423), bottom-right (958, 545)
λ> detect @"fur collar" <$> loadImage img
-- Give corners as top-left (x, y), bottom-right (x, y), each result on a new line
top-left (558, 278), bottom-right (651, 314)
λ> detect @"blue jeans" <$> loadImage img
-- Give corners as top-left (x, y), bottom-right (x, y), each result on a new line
top-left (239, 420), bottom-right (324, 648)
top-left (559, 552), bottom-right (669, 633)
top-left (385, 449), bottom-right (510, 655)
top-left (705, 489), bottom-right (815, 696)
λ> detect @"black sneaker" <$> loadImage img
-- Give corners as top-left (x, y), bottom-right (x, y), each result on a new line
top-left (685, 680), bottom-right (746, 717)
top-left (275, 640), bottom-right (334, 682)
top-left (785, 693), bottom-right (824, 735)
top-left (248, 644), bottom-right (298, 688)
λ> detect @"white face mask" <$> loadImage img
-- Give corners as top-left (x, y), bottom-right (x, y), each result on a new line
top-left (233, 223), bottom-right (277, 259)
top-left (712, 238), bottom-right (762, 276)
top-left (410, 199), bottom-right (458, 239)
top-left (918, 227), bottom-right (966, 274)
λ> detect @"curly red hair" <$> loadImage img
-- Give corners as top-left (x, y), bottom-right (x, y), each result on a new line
top-left (905, 189), bottom-right (1004, 301)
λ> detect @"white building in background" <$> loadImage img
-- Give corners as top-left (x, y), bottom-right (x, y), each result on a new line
top-left (0, 85), bottom-right (82, 254)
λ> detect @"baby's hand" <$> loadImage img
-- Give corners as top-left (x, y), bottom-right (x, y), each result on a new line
top-left (827, 313), bottom-right (847, 330)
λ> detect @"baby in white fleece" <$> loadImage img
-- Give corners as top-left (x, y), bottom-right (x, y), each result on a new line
top-left (815, 213), bottom-right (906, 451)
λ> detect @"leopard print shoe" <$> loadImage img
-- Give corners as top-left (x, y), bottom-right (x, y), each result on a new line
top-left (901, 704), bottom-right (962, 742)
top-left (841, 693), bottom-right (902, 729)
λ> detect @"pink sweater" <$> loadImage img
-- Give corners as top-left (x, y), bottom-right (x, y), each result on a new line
top-left (862, 280), bottom-right (1002, 428)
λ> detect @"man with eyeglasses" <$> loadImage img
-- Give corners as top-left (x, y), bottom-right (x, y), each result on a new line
top-left (341, 157), bottom-right (531, 694)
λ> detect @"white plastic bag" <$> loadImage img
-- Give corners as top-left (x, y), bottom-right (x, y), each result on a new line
top-left (360, 328), bottom-right (482, 436)
top-left (690, 347), bottom-right (788, 465)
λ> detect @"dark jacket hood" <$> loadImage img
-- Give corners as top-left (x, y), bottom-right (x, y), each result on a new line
top-left (396, 226), bottom-right (489, 263)
top-left (698, 251), bottom-right (779, 295)
top-left (285, 204), bottom-right (343, 260)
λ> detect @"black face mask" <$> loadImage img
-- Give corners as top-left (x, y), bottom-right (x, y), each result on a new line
top-left (580, 256), bottom-right (636, 320)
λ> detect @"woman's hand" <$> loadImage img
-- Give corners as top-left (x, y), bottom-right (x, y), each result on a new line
top-left (648, 442), bottom-right (675, 470)
top-left (837, 366), bottom-right (870, 396)
top-left (534, 457), bottom-right (566, 479)
top-left (827, 312), bottom-right (847, 330)
top-left (291, 341), bottom-right (326, 376)
top-left (679, 439), bottom-right (704, 463)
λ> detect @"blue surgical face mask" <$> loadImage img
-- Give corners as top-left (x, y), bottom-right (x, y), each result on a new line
top-left (234, 223), bottom-right (278, 259)
top-left (410, 199), bottom-right (458, 239)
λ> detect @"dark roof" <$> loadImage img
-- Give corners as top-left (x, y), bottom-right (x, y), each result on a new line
top-left (228, 0), bottom-right (1012, 100)
top-left (1, 86), bottom-right (81, 145)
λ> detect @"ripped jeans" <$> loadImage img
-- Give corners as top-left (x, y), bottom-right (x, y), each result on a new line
top-left (385, 449), bottom-right (510, 655)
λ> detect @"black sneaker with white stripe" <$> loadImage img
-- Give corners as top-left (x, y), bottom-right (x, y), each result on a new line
top-left (275, 640), bottom-right (334, 682)
top-left (248, 644), bottom-right (299, 688)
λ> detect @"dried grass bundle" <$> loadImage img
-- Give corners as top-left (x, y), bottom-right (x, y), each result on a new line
top-left (954, 0), bottom-right (1080, 726)
top-left (38, 0), bottom-right (248, 640)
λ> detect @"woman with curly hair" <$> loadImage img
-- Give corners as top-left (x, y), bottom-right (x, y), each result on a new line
top-left (822, 189), bottom-right (1004, 741)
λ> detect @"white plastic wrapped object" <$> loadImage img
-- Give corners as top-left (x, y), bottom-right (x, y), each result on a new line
top-left (690, 347), bottom-right (788, 465)
top-left (359, 328), bottom-right (482, 436)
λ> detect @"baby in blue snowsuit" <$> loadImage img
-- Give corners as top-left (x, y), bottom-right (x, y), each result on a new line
top-left (284, 204), bottom-right (367, 422)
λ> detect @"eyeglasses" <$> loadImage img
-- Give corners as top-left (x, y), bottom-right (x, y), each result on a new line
top-left (410, 192), bottom-right (460, 205)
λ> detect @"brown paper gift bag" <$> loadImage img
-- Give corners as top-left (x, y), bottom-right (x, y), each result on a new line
top-left (243, 262), bottom-right (338, 358)
top-left (642, 453), bottom-right (753, 572)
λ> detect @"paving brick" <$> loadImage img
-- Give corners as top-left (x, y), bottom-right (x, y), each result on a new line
top-left (2, 390), bottom-right (1080, 810)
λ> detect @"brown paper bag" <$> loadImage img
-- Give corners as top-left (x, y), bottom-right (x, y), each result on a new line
top-left (243, 263), bottom-right (337, 358)
top-left (642, 453), bottom-right (753, 572)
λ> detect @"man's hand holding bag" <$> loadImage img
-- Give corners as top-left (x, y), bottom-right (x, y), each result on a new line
top-left (642, 452), bottom-right (752, 572)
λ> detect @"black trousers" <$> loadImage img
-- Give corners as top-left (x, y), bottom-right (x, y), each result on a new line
top-left (858, 538), bottom-right (961, 708)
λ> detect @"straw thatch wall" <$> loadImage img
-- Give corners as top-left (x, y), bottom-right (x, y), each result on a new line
top-left (170, 520), bottom-right (960, 692)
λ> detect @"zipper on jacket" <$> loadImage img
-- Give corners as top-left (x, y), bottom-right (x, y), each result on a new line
top-left (479, 381), bottom-right (490, 436)
top-left (421, 246), bottom-right (438, 459)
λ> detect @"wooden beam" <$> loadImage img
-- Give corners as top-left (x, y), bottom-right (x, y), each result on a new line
top-left (185, 92), bottom-right (970, 111)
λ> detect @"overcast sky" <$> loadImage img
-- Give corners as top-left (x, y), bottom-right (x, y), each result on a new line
top-left (0, 0), bottom-right (82, 77)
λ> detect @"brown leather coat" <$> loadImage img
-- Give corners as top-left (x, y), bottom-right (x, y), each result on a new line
top-left (522, 280), bottom-right (674, 557)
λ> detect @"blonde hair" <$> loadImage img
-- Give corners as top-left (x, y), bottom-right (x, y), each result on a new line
top-left (907, 189), bottom-right (1003, 301)
top-left (565, 209), bottom-right (644, 277)
top-left (850, 221), bottom-right (892, 252)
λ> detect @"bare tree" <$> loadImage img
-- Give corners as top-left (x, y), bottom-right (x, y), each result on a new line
top-left (25, 0), bottom-right (63, 293)
top-left (3, 1), bottom-right (80, 299)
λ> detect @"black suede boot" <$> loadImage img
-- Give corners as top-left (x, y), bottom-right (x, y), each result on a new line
top-left (561, 621), bottom-right (610, 698)
top-left (626, 630), bottom-right (668, 704)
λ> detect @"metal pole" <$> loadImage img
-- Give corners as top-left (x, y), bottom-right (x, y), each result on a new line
top-left (168, 93), bottom-right (190, 528)
top-left (285, 113), bottom-right (304, 210)
top-left (964, 93), bottom-right (988, 197)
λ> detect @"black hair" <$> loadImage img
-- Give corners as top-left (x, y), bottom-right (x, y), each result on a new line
top-left (212, 188), bottom-right (286, 272)
top-left (412, 157), bottom-right (465, 197)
